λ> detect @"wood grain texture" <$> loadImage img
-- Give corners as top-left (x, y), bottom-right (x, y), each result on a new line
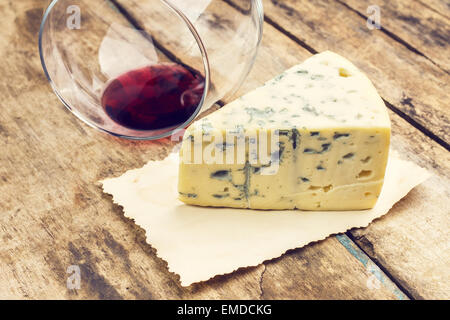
top-left (0, 0), bottom-right (448, 300)
top-left (339, 0), bottom-right (450, 73)
top-left (350, 174), bottom-right (450, 300)
top-left (0, 0), bottom-right (265, 300)
top-left (414, 0), bottom-right (450, 19)
top-left (110, 0), bottom-right (409, 300)
top-left (261, 237), bottom-right (405, 300)
top-left (247, 0), bottom-right (450, 299)
top-left (0, 0), bottom-right (404, 299)
top-left (262, 0), bottom-right (450, 145)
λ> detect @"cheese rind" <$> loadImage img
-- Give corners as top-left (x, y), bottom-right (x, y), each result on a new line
top-left (178, 51), bottom-right (391, 210)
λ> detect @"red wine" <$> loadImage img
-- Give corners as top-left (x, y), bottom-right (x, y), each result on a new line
top-left (101, 63), bottom-right (205, 131)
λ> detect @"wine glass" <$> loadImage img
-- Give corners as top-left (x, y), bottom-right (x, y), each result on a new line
top-left (39, 0), bottom-right (264, 140)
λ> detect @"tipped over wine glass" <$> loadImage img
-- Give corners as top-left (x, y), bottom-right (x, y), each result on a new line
top-left (39, 0), bottom-right (264, 140)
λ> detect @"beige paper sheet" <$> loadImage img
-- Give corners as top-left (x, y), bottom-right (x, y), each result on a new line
top-left (101, 152), bottom-right (430, 286)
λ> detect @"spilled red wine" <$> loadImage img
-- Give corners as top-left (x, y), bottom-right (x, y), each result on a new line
top-left (101, 63), bottom-right (205, 131)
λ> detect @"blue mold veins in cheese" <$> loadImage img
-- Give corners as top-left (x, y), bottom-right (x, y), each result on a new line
top-left (178, 51), bottom-right (391, 210)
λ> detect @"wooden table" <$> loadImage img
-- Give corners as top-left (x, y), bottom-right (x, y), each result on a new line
top-left (0, 0), bottom-right (448, 299)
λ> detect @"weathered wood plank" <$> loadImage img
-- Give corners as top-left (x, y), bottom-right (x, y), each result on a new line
top-left (0, 0), bottom-right (266, 300)
top-left (0, 0), bottom-right (260, 300)
top-left (345, 112), bottom-right (450, 299)
top-left (261, 0), bottom-right (450, 146)
top-left (261, 236), bottom-right (407, 299)
top-left (339, 0), bottom-right (450, 73)
top-left (187, 0), bottom-right (450, 299)
top-left (414, 0), bottom-right (450, 19)
top-left (109, 0), bottom-right (408, 300)
top-left (349, 174), bottom-right (450, 299)
top-left (236, 6), bottom-right (450, 300)
top-left (0, 0), bottom-right (403, 299)
top-left (248, 0), bottom-right (450, 299)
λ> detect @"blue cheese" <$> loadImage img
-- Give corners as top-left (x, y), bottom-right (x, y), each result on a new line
top-left (178, 51), bottom-right (391, 210)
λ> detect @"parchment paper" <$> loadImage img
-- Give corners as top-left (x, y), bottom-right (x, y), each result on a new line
top-left (101, 152), bottom-right (430, 286)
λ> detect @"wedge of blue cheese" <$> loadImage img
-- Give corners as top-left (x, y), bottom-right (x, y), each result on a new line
top-left (178, 51), bottom-right (391, 210)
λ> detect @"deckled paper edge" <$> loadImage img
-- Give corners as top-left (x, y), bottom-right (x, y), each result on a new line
top-left (100, 153), bottom-right (431, 286)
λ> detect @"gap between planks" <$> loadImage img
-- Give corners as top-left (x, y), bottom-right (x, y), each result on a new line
top-left (413, 0), bottom-right (450, 20)
top-left (108, 0), bottom-right (190, 72)
top-left (334, 0), bottom-right (449, 76)
top-left (342, 233), bottom-right (413, 299)
top-left (108, 0), bottom-right (413, 299)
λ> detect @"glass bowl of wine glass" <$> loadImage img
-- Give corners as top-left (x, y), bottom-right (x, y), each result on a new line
top-left (39, 0), bottom-right (264, 140)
